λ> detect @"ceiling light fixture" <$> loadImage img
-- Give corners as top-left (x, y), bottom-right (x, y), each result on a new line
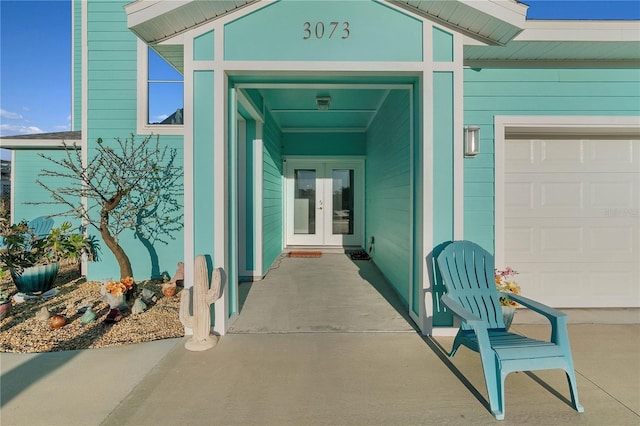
top-left (316, 96), bottom-right (331, 111)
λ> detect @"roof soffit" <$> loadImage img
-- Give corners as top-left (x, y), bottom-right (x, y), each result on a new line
top-left (126, 0), bottom-right (528, 47)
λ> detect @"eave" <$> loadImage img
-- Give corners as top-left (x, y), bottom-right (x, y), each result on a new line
top-left (0, 131), bottom-right (83, 150)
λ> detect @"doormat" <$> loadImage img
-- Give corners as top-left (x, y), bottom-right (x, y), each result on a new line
top-left (288, 251), bottom-right (322, 258)
top-left (349, 250), bottom-right (370, 261)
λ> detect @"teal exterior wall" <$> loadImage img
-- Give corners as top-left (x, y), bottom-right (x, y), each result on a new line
top-left (224, 0), bottom-right (422, 62)
top-left (282, 133), bottom-right (366, 156)
top-left (463, 68), bottom-right (640, 252)
top-left (262, 111), bottom-right (283, 274)
top-left (12, 151), bottom-right (79, 225)
top-left (365, 90), bottom-right (412, 304)
top-left (84, 0), bottom-right (184, 280)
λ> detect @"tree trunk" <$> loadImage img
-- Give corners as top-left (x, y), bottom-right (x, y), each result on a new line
top-left (100, 206), bottom-right (133, 279)
top-left (100, 227), bottom-right (133, 279)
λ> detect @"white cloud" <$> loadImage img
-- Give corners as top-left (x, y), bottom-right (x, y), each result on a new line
top-left (53, 124), bottom-right (71, 131)
top-left (155, 114), bottom-right (169, 121)
top-left (22, 107), bottom-right (30, 112)
top-left (0, 123), bottom-right (43, 137)
top-left (0, 109), bottom-right (24, 120)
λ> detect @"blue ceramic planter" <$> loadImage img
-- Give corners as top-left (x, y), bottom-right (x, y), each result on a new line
top-left (10, 263), bottom-right (60, 294)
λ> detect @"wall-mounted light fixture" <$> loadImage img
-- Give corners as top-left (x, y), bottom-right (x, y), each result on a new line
top-left (464, 126), bottom-right (480, 157)
top-left (316, 96), bottom-right (331, 111)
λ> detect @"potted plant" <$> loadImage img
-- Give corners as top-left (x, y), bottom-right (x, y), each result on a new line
top-left (494, 266), bottom-right (521, 330)
top-left (0, 221), bottom-right (99, 294)
top-left (0, 289), bottom-right (11, 320)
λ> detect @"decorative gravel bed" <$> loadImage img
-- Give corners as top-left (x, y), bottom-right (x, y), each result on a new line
top-left (0, 266), bottom-right (184, 353)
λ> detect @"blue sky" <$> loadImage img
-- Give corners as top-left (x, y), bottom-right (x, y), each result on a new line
top-left (0, 0), bottom-right (639, 145)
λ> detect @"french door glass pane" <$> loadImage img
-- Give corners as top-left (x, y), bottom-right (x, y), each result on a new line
top-left (332, 169), bottom-right (354, 235)
top-left (294, 169), bottom-right (316, 234)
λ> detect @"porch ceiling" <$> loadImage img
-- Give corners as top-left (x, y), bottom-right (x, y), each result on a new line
top-left (245, 86), bottom-right (393, 133)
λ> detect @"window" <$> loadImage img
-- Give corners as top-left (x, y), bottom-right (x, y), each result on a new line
top-left (137, 41), bottom-right (184, 134)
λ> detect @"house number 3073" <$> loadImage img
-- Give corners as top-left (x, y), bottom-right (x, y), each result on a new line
top-left (303, 21), bottom-right (350, 39)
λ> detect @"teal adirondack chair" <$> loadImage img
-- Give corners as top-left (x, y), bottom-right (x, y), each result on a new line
top-left (28, 216), bottom-right (54, 240)
top-left (436, 240), bottom-right (583, 420)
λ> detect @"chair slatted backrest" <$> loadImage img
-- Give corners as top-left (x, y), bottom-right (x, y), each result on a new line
top-left (28, 217), bottom-right (54, 240)
top-left (437, 241), bottom-right (505, 329)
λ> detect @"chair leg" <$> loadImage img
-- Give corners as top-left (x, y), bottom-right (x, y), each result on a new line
top-left (479, 351), bottom-right (505, 420)
top-left (449, 334), bottom-right (463, 357)
top-left (565, 369), bottom-right (584, 413)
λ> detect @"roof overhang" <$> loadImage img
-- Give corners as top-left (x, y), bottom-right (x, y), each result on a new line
top-left (464, 20), bottom-right (640, 65)
top-left (125, 0), bottom-right (638, 68)
top-left (0, 131), bottom-right (83, 150)
top-left (126, 0), bottom-right (528, 47)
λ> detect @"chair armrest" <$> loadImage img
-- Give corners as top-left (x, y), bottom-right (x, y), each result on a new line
top-left (503, 293), bottom-right (570, 345)
top-left (441, 294), bottom-right (493, 353)
top-left (502, 293), bottom-right (567, 321)
top-left (441, 294), bottom-right (485, 328)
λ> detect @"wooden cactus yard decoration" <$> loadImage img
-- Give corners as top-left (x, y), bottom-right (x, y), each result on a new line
top-left (179, 255), bottom-right (223, 351)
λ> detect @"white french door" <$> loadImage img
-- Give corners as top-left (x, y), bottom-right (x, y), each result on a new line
top-left (285, 159), bottom-right (364, 247)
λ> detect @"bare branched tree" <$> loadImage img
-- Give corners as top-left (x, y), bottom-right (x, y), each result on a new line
top-left (32, 134), bottom-right (183, 279)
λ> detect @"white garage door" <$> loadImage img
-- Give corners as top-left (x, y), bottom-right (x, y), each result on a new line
top-left (504, 136), bottom-right (640, 307)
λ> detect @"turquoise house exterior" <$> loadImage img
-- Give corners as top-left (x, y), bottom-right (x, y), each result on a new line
top-left (2, 0), bottom-right (639, 335)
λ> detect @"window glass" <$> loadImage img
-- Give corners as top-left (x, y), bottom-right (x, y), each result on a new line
top-left (148, 48), bottom-right (183, 125)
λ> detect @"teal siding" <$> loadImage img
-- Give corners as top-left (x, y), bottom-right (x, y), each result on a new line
top-left (463, 67), bottom-right (640, 252)
top-left (224, 0), bottom-right (422, 62)
top-left (12, 151), bottom-right (80, 225)
top-left (365, 90), bottom-right (411, 305)
top-left (262, 111), bottom-right (283, 274)
top-left (83, 0), bottom-right (184, 280)
top-left (282, 133), bottom-right (366, 156)
top-left (432, 27), bottom-right (453, 62)
top-left (194, 30), bottom-right (214, 61)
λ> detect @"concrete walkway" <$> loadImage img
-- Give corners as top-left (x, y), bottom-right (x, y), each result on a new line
top-left (1, 254), bottom-right (639, 425)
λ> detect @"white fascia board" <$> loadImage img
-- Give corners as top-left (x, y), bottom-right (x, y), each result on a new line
top-left (460, 0), bottom-right (528, 28)
top-left (125, 0), bottom-right (184, 28)
top-left (0, 140), bottom-right (82, 149)
top-left (517, 20), bottom-right (640, 42)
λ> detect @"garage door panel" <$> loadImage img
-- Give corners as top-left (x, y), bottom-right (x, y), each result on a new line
top-left (505, 181), bottom-right (534, 208)
top-left (507, 219), bottom-right (636, 262)
top-left (505, 136), bottom-right (639, 308)
top-left (590, 180), bottom-right (636, 209)
top-left (507, 139), bottom-right (639, 173)
top-left (541, 182), bottom-right (583, 208)
top-left (589, 139), bottom-right (638, 167)
top-left (541, 139), bottom-right (584, 166)
top-left (508, 263), bottom-right (639, 307)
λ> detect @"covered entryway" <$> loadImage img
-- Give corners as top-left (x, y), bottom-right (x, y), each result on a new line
top-left (128, 0), bottom-right (477, 334)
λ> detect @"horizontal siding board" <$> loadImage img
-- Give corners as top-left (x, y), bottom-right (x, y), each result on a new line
top-left (465, 96), bottom-right (640, 112)
top-left (262, 111), bottom-right (283, 274)
top-left (366, 90), bottom-right (411, 305)
top-left (463, 67), bottom-right (640, 251)
top-left (464, 81), bottom-right (640, 97)
top-left (464, 68), bottom-right (640, 82)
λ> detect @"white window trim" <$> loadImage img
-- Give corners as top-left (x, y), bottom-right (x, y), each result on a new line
top-left (136, 40), bottom-right (185, 136)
